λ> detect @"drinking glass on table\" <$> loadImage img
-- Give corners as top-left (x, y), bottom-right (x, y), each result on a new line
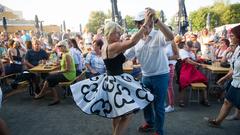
top-left (38, 60), bottom-right (43, 66)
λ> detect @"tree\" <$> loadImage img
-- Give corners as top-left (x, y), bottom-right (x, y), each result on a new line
top-left (85, 11), bottom-right (107, 34)
top-left (124, 15), bottom-right (135, 30)
top-left (221, 3), bottom-right (240, 24)
top-left (189, 1), bottom-right (240, 31)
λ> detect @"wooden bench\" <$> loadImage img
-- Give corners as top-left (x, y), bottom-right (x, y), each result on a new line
top-left (4, 81), bottom-right (29, 99)
top-left (0, 74), bottom-right (16, 80)
top-left (59, 70), bottom-right (86, 98)
top-left (0, 74), bottom-right (16, 95)
top-left (189, 83), bottom-right (207, 104)
top-left (1, 73), bottom-right (34, 97)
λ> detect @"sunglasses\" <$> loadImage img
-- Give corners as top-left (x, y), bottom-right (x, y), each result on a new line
top-left (135, 20), bottom-right (144, 25)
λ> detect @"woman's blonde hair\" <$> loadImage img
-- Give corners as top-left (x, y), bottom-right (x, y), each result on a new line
top-left (104, 21), bottom-right (123, 38)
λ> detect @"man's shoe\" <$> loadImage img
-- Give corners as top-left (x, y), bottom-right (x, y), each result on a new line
top-left (138, 123), bottom-right (154, 132)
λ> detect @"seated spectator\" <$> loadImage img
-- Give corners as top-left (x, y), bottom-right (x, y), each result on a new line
top-left (34, 40), bottom-right (76, 106)
top-left (215, 38), bottom-right (230, 60)
top-left (177, 41), bottom-right (210, 107)
top-left (85, 39), bottom-right (106, 78)
top-left (4, 41), bottom-right (25, 75)
top-left (11, 38), bottom-right (48, 94)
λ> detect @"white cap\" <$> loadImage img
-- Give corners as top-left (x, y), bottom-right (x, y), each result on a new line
top-left (134, 11), bottom-right (145, 21)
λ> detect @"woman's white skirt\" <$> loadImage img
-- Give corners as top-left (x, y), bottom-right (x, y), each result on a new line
top-left (70, 73), bottom-right (154, 118)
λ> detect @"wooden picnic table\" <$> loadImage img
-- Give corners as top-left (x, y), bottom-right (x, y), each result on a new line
top-left (28, 64), bottom-right (59, 73)
top-left (203, 62), bottom-right (230, 95)
top-left (123, 61), bottom-right (141, 73)
top-left (204, 62), bottom-right (230, 74)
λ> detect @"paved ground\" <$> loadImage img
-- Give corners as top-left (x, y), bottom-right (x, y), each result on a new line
top-left (0, 87), bottom-right (239, 135)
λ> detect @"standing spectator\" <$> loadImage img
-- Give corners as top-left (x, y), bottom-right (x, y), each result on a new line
top-left (68, 38), bottom-right (84, 75)
top-left (164, 39), bottom-right (179, 113)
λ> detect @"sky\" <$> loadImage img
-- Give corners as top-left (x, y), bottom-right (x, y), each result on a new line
top-left (1, 0), bottom-right (239, 31)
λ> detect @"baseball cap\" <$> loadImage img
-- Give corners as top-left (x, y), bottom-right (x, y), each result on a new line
top-left (134, 11), bottom-right (145, 21)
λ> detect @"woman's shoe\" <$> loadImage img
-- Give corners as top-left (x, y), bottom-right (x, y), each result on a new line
top-left (200, 100), bottom-right (211, 107)
top-left (34, 93), bottom-right (44, 100)
top-left (48, 100), bottom-right (60, 106)
top-left (178, 101), bottom-right (185, 107)
top-left (208, 119), bottom-right (220, 128)
top-left (165, 105), bottom-right (174, 113)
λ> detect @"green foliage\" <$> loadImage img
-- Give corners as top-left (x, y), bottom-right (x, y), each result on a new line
top-left (224, 3), bottom-right (240, 24)
top-left (189, 2), bottom-right (240, 31)
top-left (85, 11), bottom-right (107, 34)
top-left (124, 15), bottom-right (135, 30)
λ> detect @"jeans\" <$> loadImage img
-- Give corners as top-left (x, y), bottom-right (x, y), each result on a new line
top-left (142, 73), bottom-right (169, 135)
